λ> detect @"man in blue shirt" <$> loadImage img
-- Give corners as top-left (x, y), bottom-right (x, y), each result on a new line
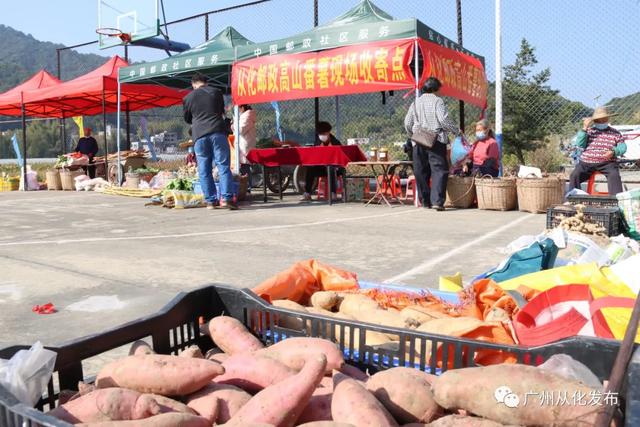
top-left (74, 127), bottom-right (99, 178)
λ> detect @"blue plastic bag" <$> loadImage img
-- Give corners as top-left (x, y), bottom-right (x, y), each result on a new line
top-left (451, 135), bottom-right (472, 169)
top-left (481, 238), bottom-right (559, 283)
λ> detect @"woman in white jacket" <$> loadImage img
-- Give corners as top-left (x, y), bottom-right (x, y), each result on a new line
top-left (238, 104), bottom-right (257, 190)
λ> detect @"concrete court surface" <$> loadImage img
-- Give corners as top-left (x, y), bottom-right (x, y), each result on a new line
top-left (0, 191), bottom-right (545, 349)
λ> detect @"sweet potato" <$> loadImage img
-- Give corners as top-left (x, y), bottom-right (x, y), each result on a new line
top-left (423, 414), bottom-right (510, 426)
top-left (47, 388), bottom-right (160, 424)
top-left (205, 349), bottom-right (229, 364)
top-left (208, 315), bottom-right (264, 354)
top-left (332, 372), bottom-right (398, 427)
top-left (129, 340), bottom-right (154, 356)
top-left (95, 354), bottom-right (225, 396)
top-left (257, 337), bottom-right (344, 374)
top-left (339, 363), bottom-right (369, 381)
top-left (298, 423), bottom-right (355, 427)
top-left (213, 352), bottom-right (295, 393)
top-left (58, 389), bottom-right (77, 405)
top-left (432, 364), bottom-right (599, 426)
top-left (179, 345), bottom-right (204, 359)
top-left (225, 354), bottom-right (327, 427)
top-left (339, 295), bottom-right (416, 333)
top-left (338, 294), bottom-right (380, 315)
top-left (366, 367), bottom-right (441, 424)
top-left (273, 299), bottom-right (308, 329)
top-left (311, 291), bottom-right (342, 311)
top-left (332, 312), bottom-right (392, 350)
top-left (148, 394), bottom-right (196, 415)
top-left (186, 383), bottom-right (251, 424)
top-left (296, 386), bottom-right (333, 424)
top-left (400, 306), bottom-right (448, 325)
top-left (75, 412), bottom-right (210, 427)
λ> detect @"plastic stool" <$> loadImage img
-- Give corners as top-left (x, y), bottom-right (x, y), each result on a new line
top-left (586, 172), bottom-right (609, 195)
top-left (317, 176), bottom-right (343, 200)
top-left (376, 175), bottom-right (401, 197)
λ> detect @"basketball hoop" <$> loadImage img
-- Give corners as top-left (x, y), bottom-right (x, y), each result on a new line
top-left (96, 27), bottom-right (132, 44)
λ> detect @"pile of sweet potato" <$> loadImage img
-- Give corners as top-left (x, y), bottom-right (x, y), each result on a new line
top-left (47, 315), bottom-right (606, 427)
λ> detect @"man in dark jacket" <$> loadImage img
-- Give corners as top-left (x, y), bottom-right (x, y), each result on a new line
top-left (183, 72), bottom-right (236, 209)
top-left (74, 127), bottom-right (99, 179)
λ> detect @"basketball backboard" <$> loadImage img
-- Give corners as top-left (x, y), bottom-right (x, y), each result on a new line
top-left (97, 0), bottom-right (159, 49)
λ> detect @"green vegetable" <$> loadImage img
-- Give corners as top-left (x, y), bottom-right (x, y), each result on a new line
top-left (165, 178), bottom-right (193, 191)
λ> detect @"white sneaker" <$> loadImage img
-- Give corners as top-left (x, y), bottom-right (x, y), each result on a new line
top-left (300, 192), bottom-right (311, 201)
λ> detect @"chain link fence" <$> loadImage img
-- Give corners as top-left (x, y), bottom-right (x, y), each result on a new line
top-left (1, 0), bottom-right (639, 172)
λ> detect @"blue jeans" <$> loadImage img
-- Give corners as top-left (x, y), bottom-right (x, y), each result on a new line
top-left (195, 132), bottom-right (233, 203)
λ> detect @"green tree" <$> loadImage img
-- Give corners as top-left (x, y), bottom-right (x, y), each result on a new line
top-left (503, 39), bottom-right (560, 163)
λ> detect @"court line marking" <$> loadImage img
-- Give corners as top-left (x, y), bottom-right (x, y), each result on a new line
top-left (383, 213), bottom-right (536, 284)
top-left (0, 208), bottom-right (418, 247)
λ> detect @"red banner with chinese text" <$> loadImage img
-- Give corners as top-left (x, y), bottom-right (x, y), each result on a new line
top-left (232, 39), bottom-right (415, 104)
top-left (419, 39), bottom-right (488, 109)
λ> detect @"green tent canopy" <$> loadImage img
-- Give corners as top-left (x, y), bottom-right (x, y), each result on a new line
top-left (119, 0), bottom-right (484, 88)
top-left (119, 26), bottom-right (253, 88)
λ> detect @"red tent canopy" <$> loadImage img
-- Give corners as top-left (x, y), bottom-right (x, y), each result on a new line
top-left (22, 56), bottom-right (186, 118)
top-left (0, 70), bottom-right (61, 116)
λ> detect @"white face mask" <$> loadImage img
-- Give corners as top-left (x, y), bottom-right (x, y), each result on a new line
top-left (319, 134), bottom-right (330, 142)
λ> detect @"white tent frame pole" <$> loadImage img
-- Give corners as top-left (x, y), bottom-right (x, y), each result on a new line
top-left (233, 47), bottom-right (240, 173)
top-left (495, 0), bottom-right (503, 176)
top-left (116, 75), bottom-right (122, 184)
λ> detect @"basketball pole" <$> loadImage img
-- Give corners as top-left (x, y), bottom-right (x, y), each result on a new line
top-left (124, 44), bottom-right (131, 151)
top-left (102, 88), bottom-right (108, 180)
top-left (495, 0), bottom-right (503, 176)
top-left (234, 48), bottom-right (241, 174)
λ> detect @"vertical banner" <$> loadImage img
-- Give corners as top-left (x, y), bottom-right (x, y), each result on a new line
top-left (419, 39), bottom-right (488, 109)
top-left (271, 101), bottom-right (284, 142)
top-left (11, 133), bottom-right (22, 167)
top-left (232, 39), bottom-right (415, 104)
top-left (139, 116), bottom-right (157, 161)
top-left (72, 116), bottom-right (85, 137)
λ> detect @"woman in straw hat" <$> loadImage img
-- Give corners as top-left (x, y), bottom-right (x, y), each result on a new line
top-left (568, 106), bottom-right (626, 195)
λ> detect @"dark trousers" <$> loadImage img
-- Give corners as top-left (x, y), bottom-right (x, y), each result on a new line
top-left (304, 166), bottom-right (342, 194)
top-left (239, 163), bottom-right (252, 189)
top-left (83, 159), bottom-right (96, 179)
top-left (569, 160), bottom-right (623, 195)
top-left (412, 142), bottom-right (449, 207)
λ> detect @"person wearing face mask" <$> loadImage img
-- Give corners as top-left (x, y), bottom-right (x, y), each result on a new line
top-left (568, 107), bottom-right (626, 195)
top-left (463, 119), bottom-right (500, 177)
top-left (301, 121), bottom-right (342, 201)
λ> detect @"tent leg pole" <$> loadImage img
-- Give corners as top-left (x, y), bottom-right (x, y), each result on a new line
top-left (234, 105), bottom-right (240, 175)
top-left (102, 89), bottom-right (108, 180)
top-left (414, 39), bottom-right (420, 99)
top-left (125, 102), bottom-right (131, 151)
top-left (335, 96), bottom-right (341, 141)
top-left (21, 104), bottom-right (27, 191)
top-left (456, 0), bottom-right (465, 131)
top-left (117, 78), bottom-right (122, 185)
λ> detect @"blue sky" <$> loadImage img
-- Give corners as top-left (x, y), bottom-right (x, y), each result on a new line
top-left (1, 0), bottom-right (638, 106)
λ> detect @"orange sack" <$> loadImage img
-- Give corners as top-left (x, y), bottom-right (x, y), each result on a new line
top-left (252, 260), bottom-right (359, 305)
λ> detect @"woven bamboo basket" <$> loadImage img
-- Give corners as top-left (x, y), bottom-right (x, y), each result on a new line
top-left (445, 176), bottom-right (476, 208)
top-left (46, 170), bottom-right (62, 191)
top-left (475, 176), bottom-right (517, 211)
top-left (60, 169), bottom-right (83, 191)
top-left (517, 175), bottom-right (565, 213)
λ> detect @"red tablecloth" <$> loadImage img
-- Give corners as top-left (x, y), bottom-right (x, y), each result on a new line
top-left (247, 146), bottom-right (367, 167)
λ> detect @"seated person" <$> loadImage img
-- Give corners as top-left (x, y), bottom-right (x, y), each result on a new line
top-left (463, 119), bottom-right (500, 177)
top-left (301, 121), bottom-right (343, 201)
top-left (568, 107), bottom-right (626, 195)
top-left (74, 127), bottom-right (99, 179)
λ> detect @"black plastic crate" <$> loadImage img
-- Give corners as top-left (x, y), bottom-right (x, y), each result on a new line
top-left (547, 204), bottom-right (622, 236)
top-left (567, 194), bottom-right (620, 208)
top-left (1, 284), bottom-right (638, 426)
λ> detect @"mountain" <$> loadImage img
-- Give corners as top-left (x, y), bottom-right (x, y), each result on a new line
top-left (606, 92), bottom-right (640, 124)
top-left (0, 24), bottom-right (108, 92)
